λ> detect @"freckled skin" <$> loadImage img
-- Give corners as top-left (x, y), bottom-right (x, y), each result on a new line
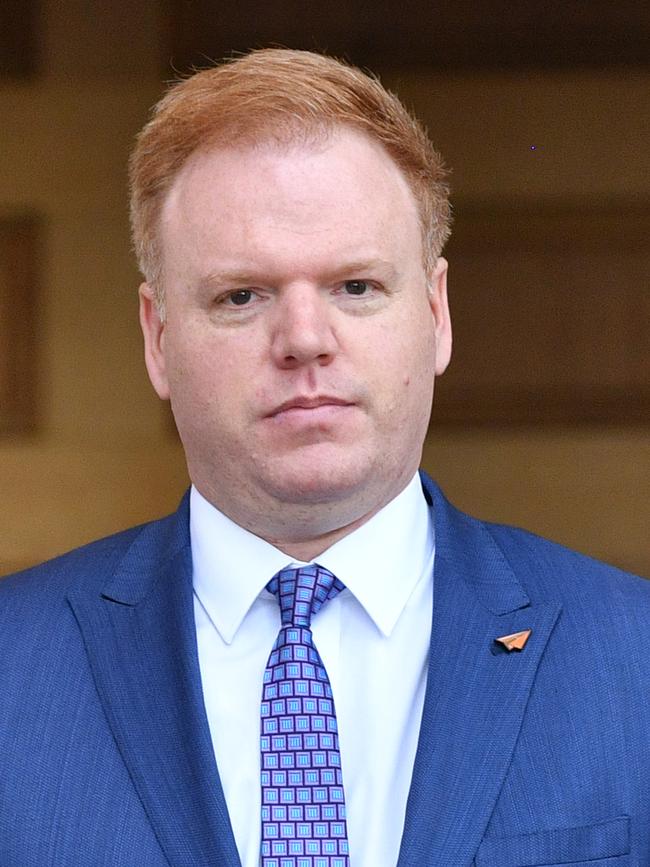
top-left (139, 127), bottom-right (451, 559)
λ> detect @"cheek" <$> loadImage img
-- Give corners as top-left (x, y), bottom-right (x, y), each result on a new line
top-left (390, 321), bottom-right (435, 388)
top-left (166, 332), bottom-right (239, 396)
top-left (391, 327), bottom-right (437, 413)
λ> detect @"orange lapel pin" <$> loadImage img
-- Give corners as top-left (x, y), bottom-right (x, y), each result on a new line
top-left (495, 629), bottom-right (532, 652)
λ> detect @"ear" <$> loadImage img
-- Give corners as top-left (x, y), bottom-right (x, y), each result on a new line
top-left (428, 256), bottom-right (452, 376)
top-left (139, 282), bottom-right (170, 400)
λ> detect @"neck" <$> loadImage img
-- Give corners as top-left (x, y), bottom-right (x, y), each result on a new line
top-left (265, 507), bottom-right (382, 561)
top-left (192, 473), bottom-right (416, 563)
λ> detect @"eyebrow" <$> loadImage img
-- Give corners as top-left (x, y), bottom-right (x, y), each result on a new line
top-left (327, 259), bottom-right (399, 282)
top-left (195, 271), bottom-right (262, 294)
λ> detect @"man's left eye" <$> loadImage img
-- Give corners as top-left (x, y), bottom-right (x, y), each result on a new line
top-left (226, 289), bottom-right (255, 306)
top-left (343, 280), bottom-right (371, 296)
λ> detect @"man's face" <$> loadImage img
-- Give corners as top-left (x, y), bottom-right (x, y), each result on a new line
top-left (140, 127), bottom-right (451, 546)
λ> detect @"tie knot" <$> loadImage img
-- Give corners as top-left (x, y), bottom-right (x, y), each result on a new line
top-left (267, 564), bottom-right (345, 627)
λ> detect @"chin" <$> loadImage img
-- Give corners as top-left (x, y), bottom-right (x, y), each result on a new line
top-left (262, 457), bottom-right (373, 507)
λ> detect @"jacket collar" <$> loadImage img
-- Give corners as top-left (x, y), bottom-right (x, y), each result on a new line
top-left (68, 490), bottom-right (242, 867)
top-left (396, 473), bottom-right (561, 865)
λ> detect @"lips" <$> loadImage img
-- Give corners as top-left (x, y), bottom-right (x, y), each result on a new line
top-left (267, 395), bottom-right (354, 418)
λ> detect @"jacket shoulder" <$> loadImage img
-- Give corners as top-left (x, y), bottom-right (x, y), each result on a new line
top-left (0, 506), bottom-right (183, 607)
top-left (483, 517), bottom-right (650, 605)
top-left (420, 471), bottom-right (649, 608)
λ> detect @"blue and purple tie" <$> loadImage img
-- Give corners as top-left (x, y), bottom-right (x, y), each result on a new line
top-left (260, 564), bottom-right (350, 867)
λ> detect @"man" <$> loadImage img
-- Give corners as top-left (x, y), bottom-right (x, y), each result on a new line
top-left (1, 48), bottom-right (648, 867)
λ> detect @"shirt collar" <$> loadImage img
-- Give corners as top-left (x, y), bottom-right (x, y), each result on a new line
top-left (190, 472), bottom-right (434, 644)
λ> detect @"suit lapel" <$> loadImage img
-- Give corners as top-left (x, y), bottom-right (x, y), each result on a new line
top-left (397, 477), bottom-right (561, 866)
top-left (67, 499), bottom-right (241, 867)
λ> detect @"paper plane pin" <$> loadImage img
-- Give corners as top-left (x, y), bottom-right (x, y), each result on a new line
top-left (495, 629), bottom-right (532, 652)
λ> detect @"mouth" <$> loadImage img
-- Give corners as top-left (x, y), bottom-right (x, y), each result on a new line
top-left (267, 395), bottom-right (355, 419)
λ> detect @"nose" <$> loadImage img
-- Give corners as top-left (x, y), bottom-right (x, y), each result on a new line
top-left (270, 285), bottom-right (338, 370)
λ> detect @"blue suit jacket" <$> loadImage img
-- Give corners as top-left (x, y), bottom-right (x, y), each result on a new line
top-left (1, 472), bottom-right (649, 865)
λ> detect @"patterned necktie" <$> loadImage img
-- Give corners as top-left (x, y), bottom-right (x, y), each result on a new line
top-left (261, 564), bottom-right (350, 867)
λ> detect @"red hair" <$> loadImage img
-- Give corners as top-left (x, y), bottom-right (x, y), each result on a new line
top-left (129, 48), bottom-right (451, 305)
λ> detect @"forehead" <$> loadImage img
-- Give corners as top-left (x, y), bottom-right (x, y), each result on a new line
top-left (159, 127), bottom-right (422, 277)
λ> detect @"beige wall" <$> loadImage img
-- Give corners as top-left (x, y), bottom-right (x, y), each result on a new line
top-left (1, 1), bottom-right (648, 576)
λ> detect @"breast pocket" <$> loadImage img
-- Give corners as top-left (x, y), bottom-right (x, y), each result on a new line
top-left (474, 815), bottom-right (630, 867)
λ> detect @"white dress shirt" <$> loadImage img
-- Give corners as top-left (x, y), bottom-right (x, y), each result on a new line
top-left (191, 472), bottom-right (434, 867)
